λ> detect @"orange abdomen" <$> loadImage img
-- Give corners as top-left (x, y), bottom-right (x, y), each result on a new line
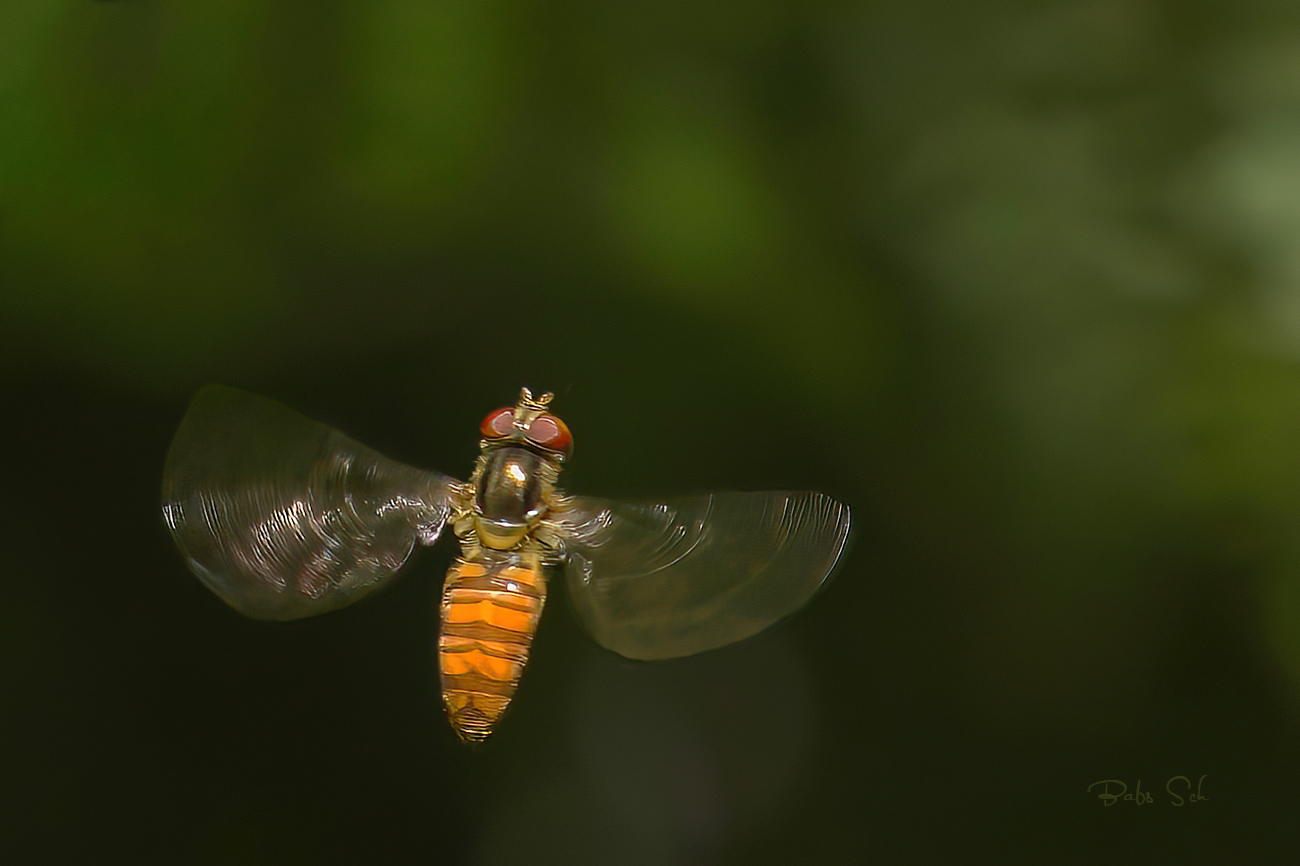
top-left (438, 557), bottom-right (547, 742)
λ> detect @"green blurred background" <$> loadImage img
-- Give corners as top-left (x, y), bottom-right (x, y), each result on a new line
top-left (3, 0), bottom-right (1299, 862)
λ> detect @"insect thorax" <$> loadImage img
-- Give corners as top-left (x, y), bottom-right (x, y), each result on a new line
top-left (451, 444), bottom-right (567, 563)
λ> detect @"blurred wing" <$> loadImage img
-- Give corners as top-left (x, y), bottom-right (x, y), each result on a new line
top-left (161, 384), bottom-right (457, 620)
top-left (558, 491), bottom-right (851, 660)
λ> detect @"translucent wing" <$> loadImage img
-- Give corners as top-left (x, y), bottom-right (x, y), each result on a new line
top-left (161, 385), bottom-right (457, 621)
top-left (557, 491), bottom-right (851, 660)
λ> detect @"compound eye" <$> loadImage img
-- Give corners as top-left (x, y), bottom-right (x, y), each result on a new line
top-left (480, 407), bottom-right (515, 438)
top-left (526, 413), bottom-right (572, 455)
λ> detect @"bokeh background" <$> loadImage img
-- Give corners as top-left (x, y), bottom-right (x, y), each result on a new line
top-left (3, 1), bottom-right (1300, 862)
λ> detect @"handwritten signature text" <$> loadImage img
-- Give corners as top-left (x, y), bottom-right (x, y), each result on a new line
top-left (1087, 775), bottom-right (1208, 806)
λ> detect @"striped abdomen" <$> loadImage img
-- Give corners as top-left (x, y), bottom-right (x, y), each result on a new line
top-left (438, 556), bottom-right (547, 742)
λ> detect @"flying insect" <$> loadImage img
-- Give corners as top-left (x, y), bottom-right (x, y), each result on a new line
top-left (161, 386), bottom-right (851, 741)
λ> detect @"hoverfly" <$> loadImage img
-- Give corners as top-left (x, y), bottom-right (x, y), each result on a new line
top-left (161, 385), bottom-right (851, 741)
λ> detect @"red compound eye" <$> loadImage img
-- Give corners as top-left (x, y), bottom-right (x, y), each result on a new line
top-left (480, 407), bottom-right (515, 438)
top-left (526, 413), bottom-right (572, 454)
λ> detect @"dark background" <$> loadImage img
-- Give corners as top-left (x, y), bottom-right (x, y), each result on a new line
top-left (3, 1), bottom-right (1299, 862)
